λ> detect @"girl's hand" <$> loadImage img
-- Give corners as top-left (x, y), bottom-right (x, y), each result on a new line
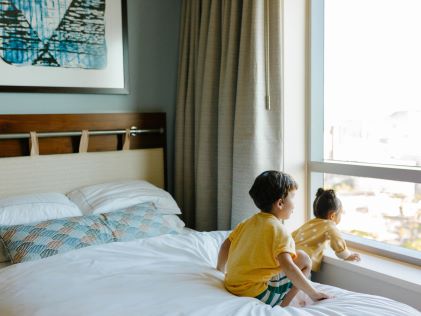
top-left (345, 252), bottom-right (361, 262)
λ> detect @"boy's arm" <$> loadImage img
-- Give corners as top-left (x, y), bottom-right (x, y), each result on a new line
top-left (217, 238), bottom-right (231, 273)
top-left (278, 252), bottom-right (330, 301)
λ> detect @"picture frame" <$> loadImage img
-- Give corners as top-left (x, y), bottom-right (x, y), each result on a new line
top-left (0, 0), bottom-right (129, 94)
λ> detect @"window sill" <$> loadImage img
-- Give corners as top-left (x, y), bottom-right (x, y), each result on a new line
top-left (322, 247), bottom-right (421, 292)
top-left (343, 233), bottom-right (420, 266)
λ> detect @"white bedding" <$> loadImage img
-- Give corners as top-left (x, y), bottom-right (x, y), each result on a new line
top-left (0, 231), bottom-right (418, 316)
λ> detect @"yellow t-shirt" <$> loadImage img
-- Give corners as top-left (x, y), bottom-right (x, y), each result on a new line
top-left (224, 212), bottom-right (296, 297)
top-left (292, 218), bottom-right (349, 272)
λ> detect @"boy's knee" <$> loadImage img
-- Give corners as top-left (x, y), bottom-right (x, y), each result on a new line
top-left (295, 250), bottom-right (312, 270)
top-left (296, 249), bottom-right (310, 261)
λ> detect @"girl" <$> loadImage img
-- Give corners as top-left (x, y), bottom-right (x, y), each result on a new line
top-left (292, 188), bottom-right (361, 272)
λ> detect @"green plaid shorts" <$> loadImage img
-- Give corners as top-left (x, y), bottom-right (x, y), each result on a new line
top-left (255, 272), bottom-right (293, 307)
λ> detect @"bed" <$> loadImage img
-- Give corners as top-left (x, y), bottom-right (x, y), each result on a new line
top-left (0, 113), bottom-right (419, 316)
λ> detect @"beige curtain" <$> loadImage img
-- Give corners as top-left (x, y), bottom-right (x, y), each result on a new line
top-left (175, 0), bottom-right (283, 231)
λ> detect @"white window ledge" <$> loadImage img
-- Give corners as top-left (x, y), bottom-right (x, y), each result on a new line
top-left (322, 247), bottom-right (421, 293)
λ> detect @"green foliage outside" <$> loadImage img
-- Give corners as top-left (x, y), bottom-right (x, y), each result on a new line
top-left (350, 229), bottom-right (377, 239)
top-left (402, 239), bottom-right (421, 251)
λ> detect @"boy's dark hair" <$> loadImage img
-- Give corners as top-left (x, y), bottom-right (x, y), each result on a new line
top-left (313, 188), bottom-right (342, 219)
top-left (249, 170), bottom-right (298, 212)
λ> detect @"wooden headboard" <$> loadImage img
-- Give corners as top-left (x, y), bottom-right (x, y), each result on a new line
top-left (0, 113), bottom-right (167, 196)
top-left (0, 113), bottom-right (166, 156)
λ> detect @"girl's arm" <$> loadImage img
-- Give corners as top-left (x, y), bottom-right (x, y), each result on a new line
top-left (217, 238), bottom-right (231, 272)
top-left (329, 225), bottom-right (361, 261)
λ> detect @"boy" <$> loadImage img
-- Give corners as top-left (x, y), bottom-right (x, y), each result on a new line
top-left (217, 171), bottom-right (330, 307)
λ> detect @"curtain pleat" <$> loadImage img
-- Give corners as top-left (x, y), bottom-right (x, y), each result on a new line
top-left (217, 0), bottom-right (242, 230)
top-left (175, 0), bottom-right (199, 228)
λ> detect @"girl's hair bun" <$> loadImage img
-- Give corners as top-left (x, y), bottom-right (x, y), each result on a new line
top-left (316, 188), bottom-right (325, 197)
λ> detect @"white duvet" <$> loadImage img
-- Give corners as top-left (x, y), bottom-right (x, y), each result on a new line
top-left (0, 231), bottom-right (418, 316)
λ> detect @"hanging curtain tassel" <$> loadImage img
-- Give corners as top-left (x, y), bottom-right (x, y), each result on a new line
top-left (29, 131), bottom-right (39, 156)
top-left (122, 129), bottom-right (131, 151)
top-left (79, 130), bottom-right (89, 153)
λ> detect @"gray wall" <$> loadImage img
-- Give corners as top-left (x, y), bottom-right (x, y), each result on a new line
top-left (0, 0), bottom-right (182, 194)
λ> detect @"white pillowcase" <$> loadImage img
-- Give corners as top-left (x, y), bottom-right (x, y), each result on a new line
top-left (162, 215), bottom-right (186, 229)
top-left (66, 180), bottom-right (182, 215)
top-left (0, 192), bottom-right (83, 263)
top-left (0, 192), bottom-right (83, 226)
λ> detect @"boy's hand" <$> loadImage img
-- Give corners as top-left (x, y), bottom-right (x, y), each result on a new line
top-left (345, 252), bottom-right (361, 262)
top-left (310, 291), bottom-right (333, 302)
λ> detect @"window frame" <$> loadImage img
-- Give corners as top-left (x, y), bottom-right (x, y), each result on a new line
top-left (307, 0), bottom-right (421, 266)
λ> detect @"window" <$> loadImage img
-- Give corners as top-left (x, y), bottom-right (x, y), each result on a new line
top-left (309, 0), bottom-right (421, 265)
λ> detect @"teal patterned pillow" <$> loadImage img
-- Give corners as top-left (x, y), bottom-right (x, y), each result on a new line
top-left (0, 203), bottom-right (183, 264)
top-left (0, 215), bottom-right (114, 263)
top-left (102, 203), bottom-right (183, 241)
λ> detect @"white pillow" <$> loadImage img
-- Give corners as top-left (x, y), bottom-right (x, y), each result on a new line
top-left (0, 192), bottom-right (83, 225)
top-left (0, 192), bottom-right (83, 263)
top-left (162, 214), bottom-right (186, 229)
top-left (66, 180), bottom-right (182, 215)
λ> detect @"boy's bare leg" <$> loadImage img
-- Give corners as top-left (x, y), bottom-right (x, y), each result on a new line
top-left (280, 286), bottom-right (299, 307)
top-left (280, 250), bottom-right (312, 307)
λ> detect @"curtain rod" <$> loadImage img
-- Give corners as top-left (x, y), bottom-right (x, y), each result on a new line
top-left (0, 128), bottom-right (164, 140)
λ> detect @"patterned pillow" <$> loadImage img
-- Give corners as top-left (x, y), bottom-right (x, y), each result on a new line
top-left (0, 215), bottom-right (114, 264)
top-left (102, 203), bottom-right (183, 241)
top-left (0, 203), bottom-right (183, 264)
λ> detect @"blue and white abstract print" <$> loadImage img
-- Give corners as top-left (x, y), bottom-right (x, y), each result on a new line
top-left (0, 0), bottom-right (107, 69)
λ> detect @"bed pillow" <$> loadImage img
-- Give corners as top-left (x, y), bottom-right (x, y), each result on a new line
top-left (67, 180), bottom-right (181, 215)
top-left (0, 203), bottom-right (184, 264)
top-left (101, 203), bottom-right (183, 241)
top-left (0, 192), bottom-right (83, 263)
top-left (0, 215), bottom-right (114, 264)
top-left (0, 192), bottom-right (83, 225)
top-left (162, 215), bottom-right (186, 230)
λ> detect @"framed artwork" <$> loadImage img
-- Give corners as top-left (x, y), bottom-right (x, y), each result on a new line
top-left (0, 0), bottom-right (129, 94)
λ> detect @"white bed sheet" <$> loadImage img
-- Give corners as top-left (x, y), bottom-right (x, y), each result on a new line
top-left (0, 230), bottom-right (418, 316)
